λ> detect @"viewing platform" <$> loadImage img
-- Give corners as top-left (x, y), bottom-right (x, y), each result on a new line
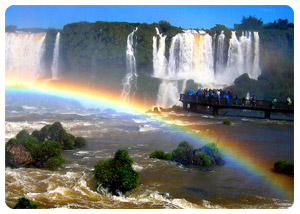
top-left (179, 94), bottom-right (294, 119)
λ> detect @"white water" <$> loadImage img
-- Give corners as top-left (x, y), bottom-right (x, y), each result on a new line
top-left (5, 32), bottom-right (46, 81)
top-left (154, 30), bottom-right (262, 107)
top-left (215, 31), bottom-right (226, 75)
top-left (153, 27), bottom-right (168, 78)
top-left (252, 32), bottom-right (262, 79)
top-left (155, 30), bottom-right (216, 107)
top-left (121, 27), bottom-right (138, 103)
top-left (51, 32), bottom-right (61, 79)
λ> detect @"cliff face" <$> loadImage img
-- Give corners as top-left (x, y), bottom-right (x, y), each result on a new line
top-left (5, 19), bottom-right (294, 105)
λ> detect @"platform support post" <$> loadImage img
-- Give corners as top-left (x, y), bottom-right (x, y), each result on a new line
top-left (265, 110), bottom-right (271, 119)
top-left (183, 102), bottom-right (188, 110)
top-left (213, 106), bottom-right (219, 117)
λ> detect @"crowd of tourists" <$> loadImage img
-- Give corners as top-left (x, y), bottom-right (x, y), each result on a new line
top-left (185, 88), bottom-right (236, 104)
top-left (185, 88), bottom-right (293, 108)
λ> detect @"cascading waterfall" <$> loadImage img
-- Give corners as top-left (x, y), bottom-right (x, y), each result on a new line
top-left (154, 29), bottom-right (262, 107)
top-left (5, 32), bottom-right (46, 81)
top-left (215, 31), bottom-right (226, 75)
top-left (51, 32), bottom-right (61, 79)
top-left (156, 30), bottom-right (215, 108)
top-left (252, 32), bottom-right (261, 79)
top-left (121, 27), bottom-right (138, 103)
top-left (153, 27), bottom-right (168, 78)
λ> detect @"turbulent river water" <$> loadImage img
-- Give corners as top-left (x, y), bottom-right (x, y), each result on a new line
top-left (5, 105), bottom-right (294, 209)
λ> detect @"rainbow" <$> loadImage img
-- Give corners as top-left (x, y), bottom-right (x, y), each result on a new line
top-left (5, 79), bottom-right (294, 201)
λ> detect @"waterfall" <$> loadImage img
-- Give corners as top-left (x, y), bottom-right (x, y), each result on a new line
top-left (155, 30), bottom-right (215, 107)
top-left (215, 31), bottom-right (226, 75)
top-left (252, 32), bottom-right (261, 80)
top-left (51, 32), bottom-right (61, 79)
top-left (121, 27), bottom-right (138, 103)
top-left (226, 31), bottom-right (244, 79)
top-left (5, 32), bottom-right (46, 82)
top-left (153, 27), bottom-right (167, 78)
top-left (156, 80), bottom-right (180, 108)
top-left (154, 29), bottom-right (262, 107)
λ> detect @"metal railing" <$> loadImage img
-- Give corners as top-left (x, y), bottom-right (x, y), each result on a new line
top-left (180, 94), bottom-right (293, 111)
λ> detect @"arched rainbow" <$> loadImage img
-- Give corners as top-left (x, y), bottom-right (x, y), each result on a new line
top-left (5, 80), bottom-right (294, 201)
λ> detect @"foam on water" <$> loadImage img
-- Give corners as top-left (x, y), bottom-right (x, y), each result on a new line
top-left (139, 124), bottom-right (158, 132)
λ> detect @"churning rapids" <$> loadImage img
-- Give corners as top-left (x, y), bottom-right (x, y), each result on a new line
top-left (5, 103), bottom-right (293, 208)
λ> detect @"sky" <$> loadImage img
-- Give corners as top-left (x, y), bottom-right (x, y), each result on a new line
top-left (5, 5), bottom-right (294, 30)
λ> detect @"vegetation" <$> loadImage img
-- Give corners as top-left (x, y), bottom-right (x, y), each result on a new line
top-left (172, 141), bottom-right (224, 167)
top-left (5, 122), bottom-right (87, 170)
top-left (222, 119), bottom-right (231, 125)
top-left (45, 155), bottom-right (66, 170)
top-left (94, 149), bottom-right (139, 195)
top-left (274, 160), bottom-right (294, 175)
top-left (74, 136), bottom-right (87, 148)
top-left (150, 150), bottom-right (172, 160)
top-left (172, 141), bottom-right (194, 162)
top-left (13, 196), bottom-right (39, 209)
top-left (196, 151), bottom-right (212, 166)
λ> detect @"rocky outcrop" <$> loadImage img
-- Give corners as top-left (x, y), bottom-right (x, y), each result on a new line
top-left (172, 141), bottom-right (225, 167)
top-left (9, 144), bottom-right (35, 166)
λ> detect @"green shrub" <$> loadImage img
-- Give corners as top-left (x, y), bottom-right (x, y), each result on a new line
top-left (45, 155), bottom-right (65, 170)
top-left (68, 133), bottom-right (75, 142)
top-left (16, 129), bottom-right (30, 144)
top-left (94, 149), bottom-right (139, 195)
top-left (40, 125), bottom-right (51, 141)
top-left (48, 122), bottom-right (69, 144)
top-left (30, 140), bottom-right (62, 163)
top-left (31, 130), bottom-right (43, 142)
top-left (63, 137), bottom-right (74, 150)
top-left (74, 137), bottom-right (87, 148)
top-left (13, 196), bottom-right (39, 209)
top-left (178, 141), bottom-right (194, 150)
top-left (163, 153), bottom-right (172, 160)
top-left (202, 142), bottom-right (220, 155)
top-left (196, 151), bottom-right (212, 166)
top-left (274, 160), bottom-right (294, 175)
top-left (150, 150), bottom-right (172, 160)
top-left (223, 119), bottom-right (231, 125)
top-left (172, 146), bottom-right (188, 161)
top-left (5, 138), bottom-right (18, 150)
top-left (23, 136), bottom-right (40, 153)
top-left (150, 150), bottom-right (165, 159)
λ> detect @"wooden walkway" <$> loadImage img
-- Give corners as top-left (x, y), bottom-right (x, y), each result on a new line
top-left (179, 94), bottom-right (294, 119)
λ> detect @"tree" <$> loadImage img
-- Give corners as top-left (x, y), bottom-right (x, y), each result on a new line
top-left (159, 20), bottom-right (172, 33)
top-left (234, 16), bottom-right (263, 30)
top-left (13, 196), bottom-right (39, 209)
top-left (94, 149), bottom-right (139, 195)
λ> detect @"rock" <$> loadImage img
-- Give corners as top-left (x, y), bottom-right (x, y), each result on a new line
top-left (172, 141), bottom-right (225, 167)
top-left (9, 144), bottom-right (35, 166)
